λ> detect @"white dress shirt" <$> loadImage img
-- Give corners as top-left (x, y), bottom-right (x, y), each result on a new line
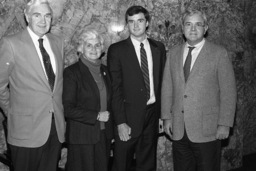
top-left (27, 27), bottom-right (56, 79)
top-left (183, 39), bottom-right (205, 71)
top-left (131, 36), bottom-right (155, 105)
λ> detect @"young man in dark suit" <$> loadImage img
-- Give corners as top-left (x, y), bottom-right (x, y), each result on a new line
top-left (108, 5), bottom-right (166, 171)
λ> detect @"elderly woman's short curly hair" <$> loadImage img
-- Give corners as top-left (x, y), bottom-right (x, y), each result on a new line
top-left (77, 30), bottom-right (104, 54)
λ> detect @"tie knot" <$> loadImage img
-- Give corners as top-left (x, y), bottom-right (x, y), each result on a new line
top-left (140, 43), bottom-right (144, 48)
top-left (188, 46), bottom-right (195, 52)
top-left (38, 38), bottom-right (44, 45)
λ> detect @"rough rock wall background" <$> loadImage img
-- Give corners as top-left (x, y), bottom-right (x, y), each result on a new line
top-left (0, 0), bottom-right (256, 170)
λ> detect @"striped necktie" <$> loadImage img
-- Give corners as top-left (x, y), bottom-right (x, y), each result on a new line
top-left (140, 43), bottom-right (150, 100)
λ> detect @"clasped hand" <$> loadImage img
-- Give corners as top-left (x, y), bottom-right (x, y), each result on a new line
top-left (118, 123), bottom-right (131, 141)
top-left (97, 111), bottom-right (110, 122)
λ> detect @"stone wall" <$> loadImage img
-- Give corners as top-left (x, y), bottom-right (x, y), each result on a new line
top-left (1, 0), bottom-right (256, 170)
top-left (242, 0), bottom-right (256, 156)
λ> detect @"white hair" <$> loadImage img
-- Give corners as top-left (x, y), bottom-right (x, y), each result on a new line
top-left (24, 0), bottom-right (52, 15)
top-left (77, 30), bottom-right (104, 53)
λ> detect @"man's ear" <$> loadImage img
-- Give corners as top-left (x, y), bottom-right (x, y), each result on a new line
top-left (204, 25), bottom-right (209, 35)
top-left (24, 12), bottom-right (30, 23)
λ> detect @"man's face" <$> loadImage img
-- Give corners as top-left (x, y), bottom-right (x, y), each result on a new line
top-left (25, 4), bottom-right (52, 37)
top-left (182, 13), bottom-right (208, 46)
top-left (127, 12), bottom-right (148, 40)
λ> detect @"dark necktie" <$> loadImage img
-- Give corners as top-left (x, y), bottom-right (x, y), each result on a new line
top-left (184, 46), bottom-right (195, 82)
top-left (140, 43), bottom-right (150, 100)
top-left (38, 38), bottom-right (55, 91)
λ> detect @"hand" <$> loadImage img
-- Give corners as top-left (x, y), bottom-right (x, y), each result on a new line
top-left (97, 111), bottom-right (109, 122)
top-left (163, 119), bottom-right (172, 138)
top-left (216, 125), bottom-right (230, 140)
top-left (117, 123), bottom-right (131, 141)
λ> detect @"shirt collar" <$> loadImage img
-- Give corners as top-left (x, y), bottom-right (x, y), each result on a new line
top-left (185, 38), bottom-right (205, 49)
top-left (130, 36), bottom-right (149, 47)
top-left (27, 26), bottom-right (47, 42)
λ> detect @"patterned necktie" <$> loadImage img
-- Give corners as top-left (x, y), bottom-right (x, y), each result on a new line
top-left (140, 43), bottom-right (150, 100)
top-left (38, 38), bottom-right (55, 91)
top-left (184, 46), bottom-right (195, 82)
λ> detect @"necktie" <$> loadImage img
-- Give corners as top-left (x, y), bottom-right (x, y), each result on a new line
top-left (140, 43), bottom-right (150, 100)
top-left (184, 46), bottom-right (195, 82)
top-left (38, 38), bottom-right (55, 91)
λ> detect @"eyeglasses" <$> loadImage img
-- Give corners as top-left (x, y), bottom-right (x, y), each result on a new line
top-left (184, 22), bottom-right (205, 29)
top-left (84, 43), bottom-right (102, 50)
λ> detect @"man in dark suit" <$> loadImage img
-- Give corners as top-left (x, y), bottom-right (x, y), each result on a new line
top-left (107, 5), bottom-right (166, 171)
top-left (161, 9), bottom-right (237, 171)
top-left (0, 0), bottom-right (65, 170)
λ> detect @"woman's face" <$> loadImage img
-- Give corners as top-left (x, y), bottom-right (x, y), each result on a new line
top-left (82, 38), bottom-right (102, 62)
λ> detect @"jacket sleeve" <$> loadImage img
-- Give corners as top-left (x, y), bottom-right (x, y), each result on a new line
top-left (161, 52), bottom-right (173, 120)
top-left (217, 49), bottom-right (237, 127)
top-left (0, 38), bottom-right (14, 116)
top-left (107, 45), bottom-right (127, 125)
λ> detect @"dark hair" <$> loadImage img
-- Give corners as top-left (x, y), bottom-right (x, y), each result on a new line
top-left (125, 5), bottom-right (150, 23)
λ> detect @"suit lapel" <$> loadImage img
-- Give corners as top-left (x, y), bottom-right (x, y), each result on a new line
top-left (47, 34), bottom-right (61, 92)
top-left (177, 44), bottom-right (186, 82)
top-left (148, 39), bottom-right (161, 91)
top-left (21, 29), bottom-right (50, 89)
top-left (125, 38), bottom-right (145, 82)
top-left (79, 61), bottom-right (100, 103)
top-left (188, 41), bottom-right (209, 81)
top-left (101, 66), bottom-right (111, 104)
top-left (125, 38), bottom-right (163, 91)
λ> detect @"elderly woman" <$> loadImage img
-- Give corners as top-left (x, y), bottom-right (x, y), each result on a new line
top-left (63, 30), bottom-right (113, 171)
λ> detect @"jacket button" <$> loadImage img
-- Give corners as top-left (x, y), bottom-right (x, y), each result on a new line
top-left (184, 95), bottom-right (187, 98)
top-left (181, 110), bottom-right (184, 113)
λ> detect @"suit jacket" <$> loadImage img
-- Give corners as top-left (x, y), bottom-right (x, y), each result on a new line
top-left (0, 29), bottom-right (65, 147)
top-left (63, 59), bottom-right (113, 144)
top-left (107, 37), bottom-right (166, 138)
top-left (161, 40), bottom-right (237, 143)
